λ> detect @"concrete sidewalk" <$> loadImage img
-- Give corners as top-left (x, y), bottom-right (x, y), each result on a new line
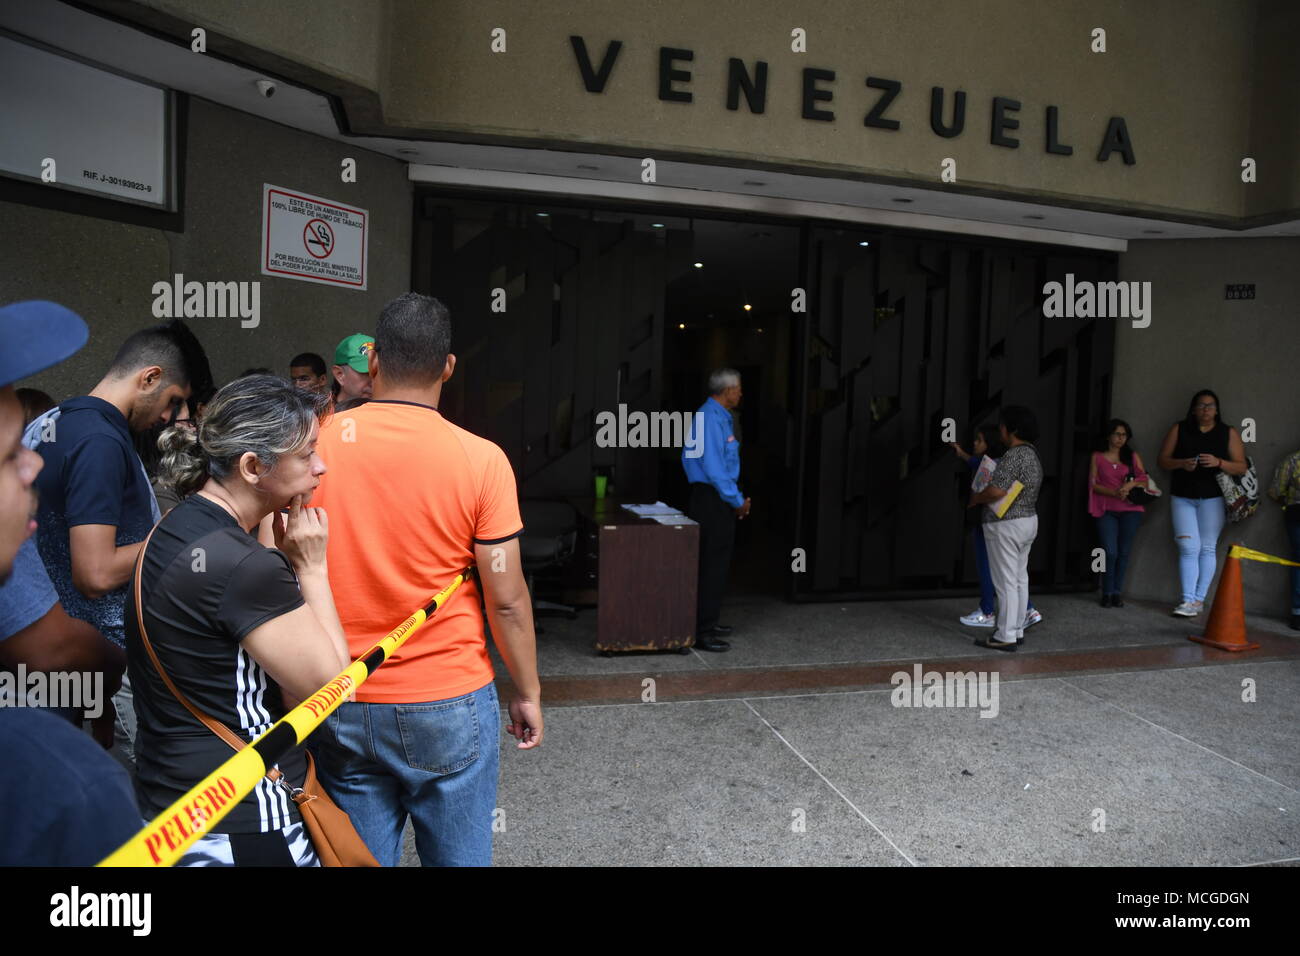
top-left (401, 593), bottom-right (1300, 865)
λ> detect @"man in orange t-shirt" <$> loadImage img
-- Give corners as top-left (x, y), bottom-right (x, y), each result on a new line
top-left (311, 293), bottom-right (542, 867)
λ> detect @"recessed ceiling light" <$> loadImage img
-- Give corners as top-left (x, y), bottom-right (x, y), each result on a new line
top-left (652, 223), bottom-right (664, 228)
top-left (1023, 214), bottom-right (1046, 220)
top-left (891, 197), bottom-right (914, 204)
top-left (536, 212), bottom-right (549, 218)
top-left (678, 323), bottom-right (685, 329)
top-left (694, 262), bottom-right (703, 268)
top-left (756, 328), bottom-right (764, 333)
top-left (858, 241), bottom-right (870, 247)
top-left (743, 304), bottom-right (752, 311)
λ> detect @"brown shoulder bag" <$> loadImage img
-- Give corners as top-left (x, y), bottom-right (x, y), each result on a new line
top-left (133, 527), bottom-right (379, 867)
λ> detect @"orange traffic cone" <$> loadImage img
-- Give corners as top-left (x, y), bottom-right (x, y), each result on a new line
top-left (1189, 551), bottom-right (1260, 652)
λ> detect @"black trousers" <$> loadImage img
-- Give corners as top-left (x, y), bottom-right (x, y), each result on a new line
top-left (687, 483), bottom-right (736, 630)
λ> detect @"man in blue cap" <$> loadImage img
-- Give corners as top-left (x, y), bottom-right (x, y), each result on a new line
top-left (0, 301), bottom-right (142, 866)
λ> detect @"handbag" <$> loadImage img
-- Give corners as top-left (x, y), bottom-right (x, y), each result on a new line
top-left (1216, 456), bottom-right (1260, 523)
top-left (1124, 472), bottom-right (1161, 507)
top-left (133, 529), bottom-right (379, 867)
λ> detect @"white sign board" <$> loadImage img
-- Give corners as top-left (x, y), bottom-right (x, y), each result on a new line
top-left (0, 34), bottom-right (170, 207)
top-left (261, 184), bottom-right (368, 289)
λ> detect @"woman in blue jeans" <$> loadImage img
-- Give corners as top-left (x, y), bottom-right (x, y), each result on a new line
top-left (1088, 419), bottom-right (1149, 606)
top-left (1156, 389), bottom-right (1248, 617)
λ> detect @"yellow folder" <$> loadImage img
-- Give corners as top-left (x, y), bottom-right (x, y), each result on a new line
top-left (991, 480), bottom-right (1024, 519)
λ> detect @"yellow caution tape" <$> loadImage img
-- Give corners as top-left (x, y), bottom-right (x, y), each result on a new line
top-left (1228, 545), bottom-right (1300, 568)
top-left (98, 569), bottom-right (472, 867)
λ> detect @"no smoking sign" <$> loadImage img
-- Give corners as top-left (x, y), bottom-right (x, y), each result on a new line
top-left (304, 218), bottom-right (334, 258)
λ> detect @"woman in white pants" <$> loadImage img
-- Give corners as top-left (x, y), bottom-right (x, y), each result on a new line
top-left (968, 406), bottom-right (1044, 651)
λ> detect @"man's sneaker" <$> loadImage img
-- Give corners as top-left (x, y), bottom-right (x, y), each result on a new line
top-left (1024, 608), bottom-right (1043, 628)
top-left (960, 610), bottom-right (997, 628)
top-left (1172, 602), bottom-right (1199, 617)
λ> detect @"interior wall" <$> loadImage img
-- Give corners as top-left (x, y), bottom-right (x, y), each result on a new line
top-left (0, 96), bottom-right (413, 400)
top-left (1113, 238), bottom-right (1300, 615)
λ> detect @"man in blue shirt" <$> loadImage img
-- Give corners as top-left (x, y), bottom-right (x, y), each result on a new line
top-left (29, 318), bottom-right (211, 760)
top-left (683, 369), bottom-right (751, 652)
top-left (0, 299), bottom-right (142, 865)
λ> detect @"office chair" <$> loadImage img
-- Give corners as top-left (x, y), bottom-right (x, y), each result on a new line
top-left (519, 500), bottom-right (579, 623)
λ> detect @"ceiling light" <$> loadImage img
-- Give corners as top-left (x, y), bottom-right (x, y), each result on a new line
top-left (858, 241), bottom-right (870, 247)
top-left (678, 323), bottom-right (685, 329)
top-left (694, 262), bottom-right (703, 268)
top-left (743, 304), bottom-right (752, 311)
top-left (652, 223), bottom-right (664, 228)
top-left (536, 212), bottom-right (549, 218)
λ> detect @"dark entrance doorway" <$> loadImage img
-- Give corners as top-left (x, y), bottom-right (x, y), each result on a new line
top-left (412, 191), bottom-right (1116, 602)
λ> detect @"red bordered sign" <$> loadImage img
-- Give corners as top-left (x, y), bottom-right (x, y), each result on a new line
top-left (261, 184), bottom-right (368, 289)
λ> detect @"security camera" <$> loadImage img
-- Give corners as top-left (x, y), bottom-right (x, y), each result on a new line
top-left (255, 79), bottom-right (277, 99)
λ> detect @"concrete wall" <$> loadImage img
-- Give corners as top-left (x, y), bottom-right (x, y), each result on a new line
top-left (86, 0), bottom-right (1294, 225)
top-left (1113, 238), bottom-right (1300, 617)
top-left (0, 96), bottom-right (413, 399)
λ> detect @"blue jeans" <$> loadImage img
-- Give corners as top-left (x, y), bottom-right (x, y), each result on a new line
top-left (313, 681), bottom-right (500, 867)
top-left (1170, 495), bottom-right (1226, 603)
top-left (1094, 511), bottom-right (1143, 596)
top-left (973, 524), bottom-right (1033, 616)
top-left (1288, 519), bottom-right (1300, 614)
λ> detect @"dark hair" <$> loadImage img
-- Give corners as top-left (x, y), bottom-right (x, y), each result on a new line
top-left (1184, 389), bottom-right (1222, 427)
top-left (108, 319), bottom-right (212, 396)
top-left (14, 388), bottom-right (54, 426)
top-left (160, 375), bottom-right (329, 499)
top-left (1097, 417), bottom-right (1136, 467)
top-left (374, 293), bottom-right (452, 387)
top-left (975, 423), bottom-right (1007, 459)
top-left (999, 405), bottom-right (1039, 443)
top-left (289, 352), bottom-right (327, 377)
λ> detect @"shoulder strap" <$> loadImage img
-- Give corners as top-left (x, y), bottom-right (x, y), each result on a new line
top-left (133, 524), bottom-right (271, 764)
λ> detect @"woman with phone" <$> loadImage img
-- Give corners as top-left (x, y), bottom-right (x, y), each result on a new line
top-left (1156, 389), bottom-right (1248, 617)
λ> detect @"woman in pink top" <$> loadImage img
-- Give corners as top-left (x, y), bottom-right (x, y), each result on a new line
top-left (1089, 418), bottom-right (1150, 607)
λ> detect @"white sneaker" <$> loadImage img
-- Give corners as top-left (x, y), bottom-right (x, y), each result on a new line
top-left (960, 610), bottom-right (997, 628)
top-left (1024, 608), bottom-right (1043, 628)
top-left (1172, 602), bottom-right (1199, 617)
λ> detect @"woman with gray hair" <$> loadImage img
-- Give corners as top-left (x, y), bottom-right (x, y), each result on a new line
top-left (125, 374), bottom-right (351, 866)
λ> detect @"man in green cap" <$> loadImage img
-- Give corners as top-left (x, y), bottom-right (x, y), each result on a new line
top-left (332, 332), bottom-right (374, 412)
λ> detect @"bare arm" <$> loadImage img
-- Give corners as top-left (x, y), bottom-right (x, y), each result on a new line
top-left (1216, 428), bottom-right (1248, 476)
top-left (241, 603), bottom-right (349, 704)
top-left (474, 538), bottom-right (542, 749)
top-left (0, 604), bottom-right (125, 694)
top-left (69, 525), bottom-right (143, 599)
top-left (970, 484), bottom-right (1007, 507)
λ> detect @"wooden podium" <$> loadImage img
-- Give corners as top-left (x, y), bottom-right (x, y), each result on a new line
top-left (570, 498), bottom-right (699, 653)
